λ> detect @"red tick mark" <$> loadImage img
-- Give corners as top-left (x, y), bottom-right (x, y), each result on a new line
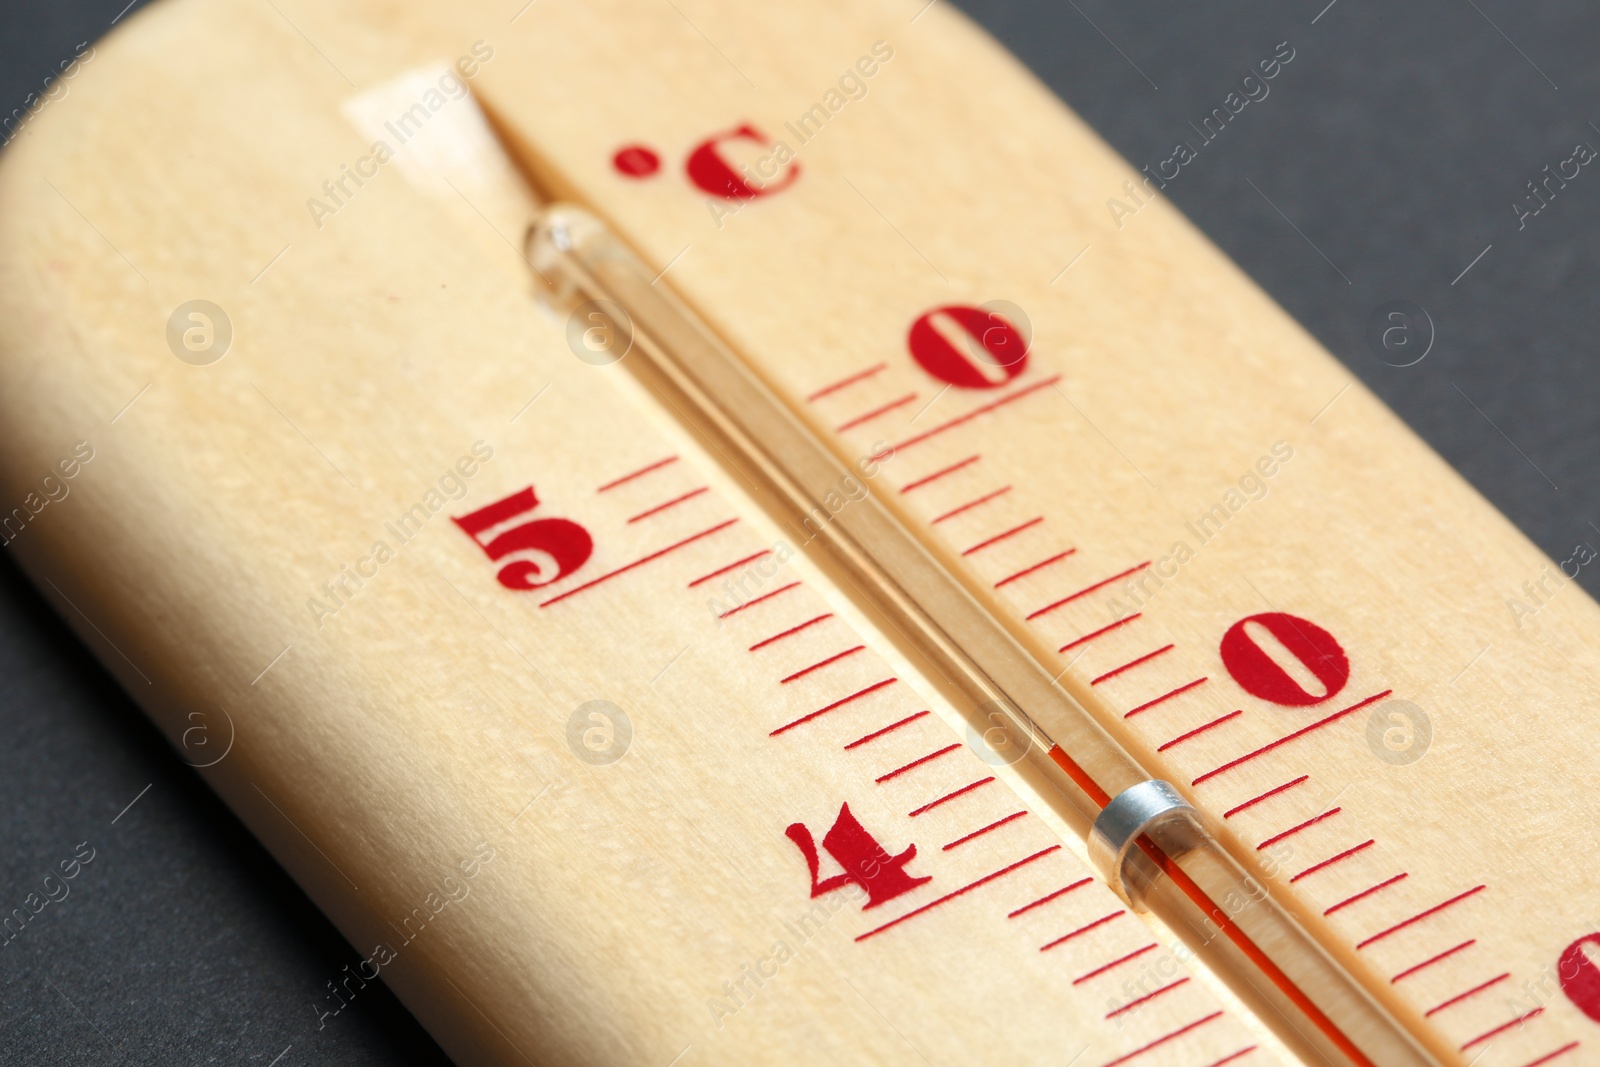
top-left (1202, 1050), bottom-right (1258, 1067)
top-left (1124, 677), bottom-right (1208, 718)
top-left (1092, 644), bottom-right (1175, 685)
top-left (688, 550), bottom-right (771, 588)
top-left (1008, 878), bottom-right (1093, 918)
top-left (597, 455), bottom-right (677, 492)
top-left (1324, 873), bottom-right (1408, 916)
top-left (1157, 710), bottom-right (1243, 752)
top-left (963, 517), bottom-right (1044, 556)
top-left (1257, 808), bottom-right (1342, 850)
top-left (1425, 973), bottom-right (1510, 1017)
top-left (1040, 910), bottom-right (1126, 951)
top-left (627, 486), bottom-right (708, 523)
top-left (1193, 691), bottom-right (1391, 785)
top-left (876, 743), bottom-right (961, 783)
top-left (1222, 776), bottom-right (1309, 819)
top-left (1391, 940), bottom-right (1477, 983)
top-left (806, 362), bottom-right (887, 402)
top-left (780, 646), bottom-right (866, 684)
top-left (1074, 943), bottom-right (1159, 985)
top-left (900, 454), bottom-right (981, 494)
top-left (908, 778), bottom-right (995, 817)
top-left (931, 486), bottom-right (1011, 524)
top-left (540, 519), bottom-right (737, 607)
top-left (996, 549), bottom-right (1077, 588)
top-left (749, 614), bottom-right (833, 651)
top-left (1105, 978), bottom-right (1190, 1019)
top-left (1358, 885), bottom-right (1486, 950)
top-left (875, 375), bottom-right (1061, 459)
top-left (1462, 1009), bottom-right (1543, 1051)
top-left (1057, 612), bottom-right (1141, 651)
top-left (771, 678), bottom-right (898, 736)
top-left (837, 392), bottom-right (918, 433)
top-left (1097, 1013), bottom-right (1223, 1067)
top-left (855, 846), bottom-right (1060, 942)
top-left (943, 811), bottom-right (1027, 851)
top-left (1290, 840), bottom-right (1374, 882)
top-left (844, 710), bottom-right (930, 750)
top-left (1027, 562), bottom-right (1151, 621)
top-left (1517, 1043), bottom-right (1580, 1067)
top-left (716, 581), bottom-right (800, 619)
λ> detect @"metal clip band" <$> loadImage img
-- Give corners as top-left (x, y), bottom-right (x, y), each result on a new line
top-left (1088, 780), bottom-right (1206, 908)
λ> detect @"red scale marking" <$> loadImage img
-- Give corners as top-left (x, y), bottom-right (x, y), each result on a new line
top-left (854, 845), bottom-right (1061, 942)
top-left (899, 454), bottom-right (981, 493)
top-left (942, 811), bottom-right (1027, 851)
top-left (540, 519), bottom-right (738, 607)
top-left (1104, 977), bottom-right (1191, 1019)
top-left (876, 743), bottom-right (961, 783)
top-left (771, 678), bottom-right (897, 736)
top-left (874, 374), bottom-right (1062, 459)
top-left (596, 455), bottom-right (678, 492)
top-left (1007, 878), bottom-right (1093, 918)
top-left (1192, 690), bottom-right (1391, 785)
top-left (1289, 840), bottom-right (1375, 882)
top-left (963, 517), bottom-right (1044, 556)
top-left (780, 645), bottom-right (866, 684)
top-left (716, 581), bottom-right (800, 619)
top-left (1091, 644), bottom-right (1175, 686)
top-left (1256, 808), bottom-right (1342, 850)
top-left (1222, 776), bottom-right (1309, 819)
top-left (687, 549), bottom-right (770, 587)
top-left (1096, 1012), bottom-right (1222, 1067)
top-left (1462, 1008), bottom-right (1543, 1051)
top-left (1124, 677), bottom-right (1208, 719)
top-left (837, 392), bottom-right (919, 432)
top-left (1424, 973), bottom-right (1510, 1017)
top-left (1391, 940), bottom-right (1477, 983)
top-left (806, 362), bottom-right (886, 402)
top-left (1057, 612), bottom-right (1141, 651)
top-left (1203, 1050), bottom-right (1258, 1067)
top-left (843, 710), bottom-right (930, 750)
top-left (1519, 1043), bottom-right (1580, 1067)
top-left (1027, 561), bottom-right (1151, 621)
top-left (996, 549), bottom-right (1076, 589)
top-left (931, 486), bottom-right (1011, 524)
top-left (908, 777), bottom-right (995, 817)
top-left (749, 613), bottom-right (833, 651)
top-left (1357, 884), bottom-right (1486, 950)
top-left (1040, 910), bottom-right (1126, 952)
top-left (626, 486), bottom-right (708, 522)
top-left (1074, 943), bottom-right (1160, 985)
top-left (1157, 710), bottom-right (1243, 753)
top-left (1324, 873), bottom-right (1408, 916)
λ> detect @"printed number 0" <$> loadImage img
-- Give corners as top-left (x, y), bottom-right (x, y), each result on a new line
top-left (1219, 612), bottom-right (1350, 707)
top-left (452, 486), bottom-right (594, 591)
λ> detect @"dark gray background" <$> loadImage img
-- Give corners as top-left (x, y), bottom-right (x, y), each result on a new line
top-left (2, 1), bottom-right (1595, 1063)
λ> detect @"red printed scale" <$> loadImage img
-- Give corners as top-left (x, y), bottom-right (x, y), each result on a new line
top-left (458, 443), bottom-right (1271, 1066)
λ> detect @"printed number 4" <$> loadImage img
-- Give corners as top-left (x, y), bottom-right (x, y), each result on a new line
top-left (452, 486), bottom-right (594, 590)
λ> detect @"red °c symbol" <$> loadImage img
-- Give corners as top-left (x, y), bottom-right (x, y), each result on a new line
top-left (1559, 935), bottom-right (1600, 1022)
top-left (1220, 612), bottom-right (1350, 707)
top-left (612, 144), bottom-right (661, 178)
top-left (907, 305), bottom-right (1030, 389)
top-left (685, 124), bottom-right (800, 201)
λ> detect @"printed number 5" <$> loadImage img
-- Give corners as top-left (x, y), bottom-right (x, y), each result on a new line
top-left (452, 486), bottom-right (594, 590)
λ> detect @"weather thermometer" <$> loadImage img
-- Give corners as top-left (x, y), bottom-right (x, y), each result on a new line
top-left (1, 1), bottom-right (1596, 1065)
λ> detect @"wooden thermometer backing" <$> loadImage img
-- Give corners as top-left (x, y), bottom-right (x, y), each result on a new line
top-left (0, 1), bottom-right (1595, 1065)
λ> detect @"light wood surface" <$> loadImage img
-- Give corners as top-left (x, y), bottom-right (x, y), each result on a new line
top-left (0, 1), bottom-right (1595, 1065)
